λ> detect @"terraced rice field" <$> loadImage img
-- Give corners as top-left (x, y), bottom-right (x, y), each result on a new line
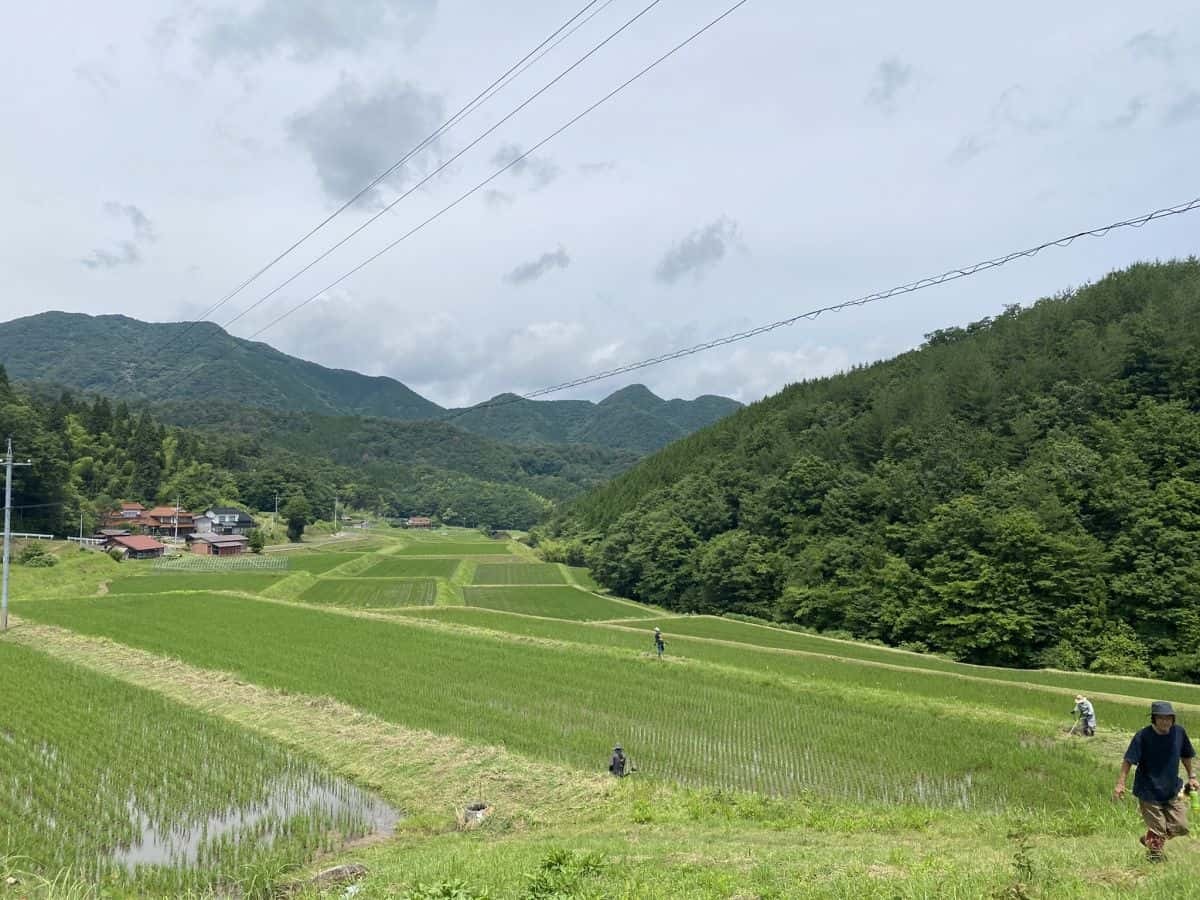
top-left (297, 578), bottom-right (437, 608)
top-left (360, 557), bottom-right (461, 579)
top-left (464, 585), bottom-right (655, 620)
top-left (12, 593), bottom-right (1121, 812)
top-left (274, 552), bottom-right (360, 574)
top-left (471, 563), bottom-right (565, 585)
top-left (393, 541), bottom-right (512, 556)
top-left (0, 641), bottom-right (396, 894)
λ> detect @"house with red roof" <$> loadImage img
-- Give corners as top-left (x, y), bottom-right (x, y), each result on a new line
top-left (105, 535), bottom-right (167, 559)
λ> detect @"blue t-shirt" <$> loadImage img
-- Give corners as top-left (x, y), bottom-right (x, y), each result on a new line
top-left (1124, 724), bottom-right (1195, 803)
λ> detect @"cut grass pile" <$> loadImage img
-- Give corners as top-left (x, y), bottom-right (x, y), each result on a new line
top-left (298, 578), bottom-right (437, 608)
top-left (471, 563), bottom-right (566, 585)
top-left (108, 572), bottom-right (286, 595)
top-left (464, 585), bottom-right (655, 621)
top-left (394, 541), bottom-right (512, 556)
top-left (15, 593), bottom-right (1123, 812)
top-left (0, 640), bottom-right (393, 895)
top-left (360, 557), bottom-right (461, 579)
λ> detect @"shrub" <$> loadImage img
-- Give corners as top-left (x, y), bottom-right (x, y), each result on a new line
top-left (17, 543), bottom-right (57, 567)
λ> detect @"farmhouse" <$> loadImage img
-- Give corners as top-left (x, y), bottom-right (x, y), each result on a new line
top-left (100, 501), bottom-right (146, 529)
top-left (144, 506), bottom-right (196, 538)
top-left (187, 532), bottom-right (250, 556)
top-left (406, 516), bottom-right (433, 528)
top-left (204, 507), bottom-right (257, 536)
top-left (106, 535), bottom-right (166, 559)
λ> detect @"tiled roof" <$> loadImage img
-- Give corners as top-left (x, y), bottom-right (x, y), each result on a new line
top-left (110, 535), bottom-right (166, 551)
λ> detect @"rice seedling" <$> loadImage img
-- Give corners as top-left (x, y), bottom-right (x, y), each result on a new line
top-left (15, 594), bottom-right (1125, 815)
top-left (298, 578), bottom-right (437, 608)
top-left (470, 564), bottom-right (566, 585)
top-left (464, 586), bottom-right (655, 620)
top-left (394, 542), bottom-right (513, 556)
top-left (108, 573), bottom-right (286, 595)
top-left (0, 641), bottom-right (398, 895)
top-left (361, 558), bottom-right (461, 579)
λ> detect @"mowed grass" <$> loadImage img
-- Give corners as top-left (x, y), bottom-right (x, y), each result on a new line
top-left (464, 586), bottom-right (655, 621)
top-left (360, 557), bottom-right (460, 579)
top-left (471, 563), bottom-right (565, 585)
top-left (394, 542), bottom-right (512, 556)
top-left (15, 593), bottom-right (1121, 812)
top-left (0, 641), bottom-right (386, 894)
top-left (644, 616), bottom-right (1200, 708)
top-left (298, 578), bottom-right (436, 608)
top-left (108, 572), bottom-right (287, 595)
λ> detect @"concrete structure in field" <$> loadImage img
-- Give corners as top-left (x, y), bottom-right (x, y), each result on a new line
top-left (105, 535), bottom-right (167, 559)
top-left (187, 532), bottom-right (249, 556)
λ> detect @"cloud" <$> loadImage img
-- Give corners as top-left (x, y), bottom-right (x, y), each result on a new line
top-left (74, 55), bottom-right (119, 93)
top-left (81, 202), bottom-right (157, 270)
top-left (491, 143), bottom-right (561, 189)
top-left (578, 161), bottom-right (617, 176)
top-left (1165, 90), bottom-right (1200, 125)
top-left (1125, 30), bottom-right (1176, 64)
top-left (199, 0), bottom-right (435, 63)
top-left (81, 241), bottom-right (142, 270)
top-left (947, 133), bottom-right (990, 165)
top-left (992, 85), bottom-right (1067, 135)
top-left (865, 58), bottom-right (913, 113)
top-left (504, 247), bottom-right (570, 286)
top-left (103, 202), bottom-right (157, 243)
top-left (1104, 96), bottom-right (1147, 129)
top-left (288, 78), bottom-right (444, 203)
top-left (483, 189), bottom-right (514, 209)
top-left (654, 217), bottom-right (740, 285)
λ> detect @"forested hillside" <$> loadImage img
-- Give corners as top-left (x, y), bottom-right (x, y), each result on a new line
top-left (546, 260), bottom-right (1200, 681)
top-left (0, 373), bottom-right (566, 531)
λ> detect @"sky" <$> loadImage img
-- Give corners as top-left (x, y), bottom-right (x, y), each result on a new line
top-left (1, 0), bottom-right (1198, 408)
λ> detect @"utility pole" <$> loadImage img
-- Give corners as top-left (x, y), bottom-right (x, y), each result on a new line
top-left (274, 493), bottom-right (279, 530)
top-left (2, 438), bottom-right (33, 632)
top-left (174, 496), bottom-right (180, 542)
top-left (333, 495), bottom-right (339, 536)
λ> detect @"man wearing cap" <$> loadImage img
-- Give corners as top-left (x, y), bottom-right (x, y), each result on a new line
top-left (1113, 701), bottom-right (1198, 859)
top-left (1072, 695), bottom-right (1096, 737)
top-left (653, 627), bottom-right (666, 660)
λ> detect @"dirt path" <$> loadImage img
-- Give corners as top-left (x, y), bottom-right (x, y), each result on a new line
top-left (6, 620), bottom-right (610, 831)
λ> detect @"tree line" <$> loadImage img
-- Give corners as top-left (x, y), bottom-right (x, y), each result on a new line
top-left (540, 260), bottom-right (1200, 681)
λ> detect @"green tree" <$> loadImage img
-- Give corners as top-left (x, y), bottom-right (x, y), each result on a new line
top-left (248, 528), bottom-right (265, 554)
top-left (282, 494), bottom-right (312, 543)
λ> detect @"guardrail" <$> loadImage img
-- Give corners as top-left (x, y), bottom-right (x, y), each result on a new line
top-left (10, 532), bottom-right (54, 541)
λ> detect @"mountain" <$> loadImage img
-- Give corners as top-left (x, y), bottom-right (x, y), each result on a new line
top-left (548, 259), bottom-right (1200, 681)
top-left (448, 384), bottom-right (743, 453)
top-left (0, 312), bottom-right (740, 453)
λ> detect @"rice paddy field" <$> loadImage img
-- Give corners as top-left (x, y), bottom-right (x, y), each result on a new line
top-left (4, 531), bottom-right (1199, 898)
top-left (298, 578), bottom-right (437, 608)
top-left (471, 563), bottom-right (566, 585)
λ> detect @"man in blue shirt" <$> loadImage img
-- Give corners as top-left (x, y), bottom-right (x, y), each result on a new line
top-left (1114, 701), bottom-right (1198, 859)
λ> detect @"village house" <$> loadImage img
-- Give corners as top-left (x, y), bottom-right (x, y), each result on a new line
top-left (187, 532), bottom-right (250, 556)
top-left (101, 501), bottom-right (146, 530)
top-left (405, 516), bottom-right (433, 528)
top-left (143, 506), bottom-right (196, 538)
top-left (105, 535), bottom-right (167, 559)
top-left (203, 507), bottom-right (257, 536)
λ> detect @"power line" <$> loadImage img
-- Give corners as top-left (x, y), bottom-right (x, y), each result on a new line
top-left (440, 194), bottom-right (1200, 416)
top-left (218, 0), bottom-right (670, 334)
top-left (240, 0), bottom-right (752, 345)
top-left (157, 0), bottom-right (609, 354)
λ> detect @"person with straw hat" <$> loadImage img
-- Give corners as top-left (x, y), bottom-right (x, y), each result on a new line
top-left (1114, 701), bottom-right (1198, 860)
top-left (1072, 694), bottom-right (1096, 737)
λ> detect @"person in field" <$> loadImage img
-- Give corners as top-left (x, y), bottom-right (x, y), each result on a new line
top-left (609, 745), bottom-right (628, 777)
top-left (1072, 694), bottom-right (1096, 736)
top-left (1113, 701), bottom-right (1198, 860)
top-left (654, 626), bottom-right (666, 660)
